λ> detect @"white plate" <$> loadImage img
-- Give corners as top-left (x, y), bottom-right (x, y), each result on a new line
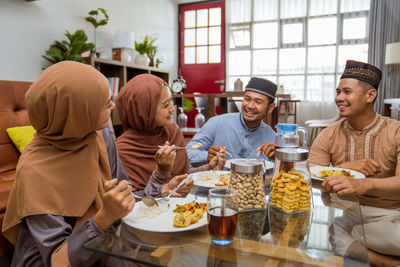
top-left (122, 196), bottom-right (208, 233)
top-left (190, 170), bottom-right (230, 189)
top-left (225, 158), bottom-right (274, 171)
top-left (310, 166), bottom-right (365, 179)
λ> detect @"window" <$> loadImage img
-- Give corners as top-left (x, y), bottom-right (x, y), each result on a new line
top-left (227, 0), bottom-right (370, 102)
top-left (183, 7), bottom-right (222, 64)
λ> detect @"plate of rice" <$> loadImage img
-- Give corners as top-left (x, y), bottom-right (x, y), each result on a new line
top-left (190, 170), bottom-right (230, 188)
top-left (122, 195), bottom-right (208, 233)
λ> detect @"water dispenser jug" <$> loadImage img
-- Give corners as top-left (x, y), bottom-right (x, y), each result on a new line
top-left (276, 123), bottom-right (308, 149)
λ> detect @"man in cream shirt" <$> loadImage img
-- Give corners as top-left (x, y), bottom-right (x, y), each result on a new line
top-left (310, 60), bottom-right (400, 267)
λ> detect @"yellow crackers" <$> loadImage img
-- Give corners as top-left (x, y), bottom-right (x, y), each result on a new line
top-left (269, 169), bottom-right (311, 213)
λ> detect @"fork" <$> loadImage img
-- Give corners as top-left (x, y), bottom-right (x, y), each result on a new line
top-left (159, 175), bottom-right (193, 203)
top-left (157, 145), bottom-right (186, 151)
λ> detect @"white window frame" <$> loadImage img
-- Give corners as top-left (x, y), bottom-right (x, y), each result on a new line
top-left (226, 0), bottom-right (370, 101)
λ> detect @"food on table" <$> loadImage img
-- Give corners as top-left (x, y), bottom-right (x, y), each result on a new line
top-left (173, 201), bottom-right (207, 228)
top-left (197, 171), bottom-right (229, 186)
top-left (236, 209), bottom-right (266, 241)
top-left (269, 206), bottom-right (311, 247)
top-left (230, 171), bottom-right (266, 211)
top-left (319, 169), bottom-right (354, 178)
top-left (191, 143), bottom-right (202, 150)
top-left (219, 173), bottom-right (229, 186)
top-left (135, 202), bottom-right (169, 220)
top-left (270, 169), bottom-right (311, 213)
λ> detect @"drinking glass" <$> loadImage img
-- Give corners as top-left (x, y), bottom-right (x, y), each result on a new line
top-left (195, 107), bottom-right (205, 129)
top-left (177, 107), bottom-right (187, 129)
top-left (207, 188), bottom-right (239, 245)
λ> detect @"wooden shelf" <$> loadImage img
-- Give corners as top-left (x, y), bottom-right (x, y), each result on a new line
top-left (90, 57), bottom-right (169, 129)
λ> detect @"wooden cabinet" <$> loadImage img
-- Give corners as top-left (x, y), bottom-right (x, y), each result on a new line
top-left (90, 57), bottom-right (169, 132)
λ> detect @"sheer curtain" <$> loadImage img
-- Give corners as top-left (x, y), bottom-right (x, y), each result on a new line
top-left (226, 0), bottom-right (370, 126)
top-left (368, 0), bottom-right (400, 115)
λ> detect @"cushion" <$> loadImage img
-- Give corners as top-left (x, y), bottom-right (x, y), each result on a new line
top-left (6, 126), bottom-right (36, 153)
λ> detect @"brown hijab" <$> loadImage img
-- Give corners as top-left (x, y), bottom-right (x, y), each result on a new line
top-left (116, 74), bottom-right (188, 190)
top-left (2, 61), bottom-right (111, 244)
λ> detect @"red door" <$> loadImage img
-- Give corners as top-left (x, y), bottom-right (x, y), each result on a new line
top-left (179, 1), bottom-right (226, 127)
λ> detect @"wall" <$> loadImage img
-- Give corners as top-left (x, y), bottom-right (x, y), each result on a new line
top-left (0, 0), bottom-right (178, 82)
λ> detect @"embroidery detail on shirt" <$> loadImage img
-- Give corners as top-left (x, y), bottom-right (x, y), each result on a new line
top-left (344, 114), bottom-right (380, 161)
top-left (345, 114), bottom-right (378, 132)
top-left (347, 127), bottom-right (355, 161)
top-left (365, 117), bottom-right (384, 158)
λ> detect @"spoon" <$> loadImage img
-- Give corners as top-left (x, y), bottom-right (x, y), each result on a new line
top-left (133, 194), bottom-right (159, 207)
top-left (142, 196), bottom-right (159, 207)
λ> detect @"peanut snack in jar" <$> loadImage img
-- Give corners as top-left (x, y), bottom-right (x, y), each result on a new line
top-left (270, 148), bottom-right (312, 213)
top-left (229, 159), bottom-right (266, 211)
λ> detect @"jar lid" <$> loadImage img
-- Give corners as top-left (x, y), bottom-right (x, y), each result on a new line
top-left (230, 159), bottom-right (262, 173)
top-left (276, 148), bottom-right (309, 162)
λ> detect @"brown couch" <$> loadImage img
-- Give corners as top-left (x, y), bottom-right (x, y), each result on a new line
top-left (0, 80), bottom-right (32, 261)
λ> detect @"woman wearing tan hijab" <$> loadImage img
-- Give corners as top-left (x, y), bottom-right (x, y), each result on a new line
top-left (116, 74), bottom-right (225, 194)
top-left (2, 61), bottom-right (135, 266)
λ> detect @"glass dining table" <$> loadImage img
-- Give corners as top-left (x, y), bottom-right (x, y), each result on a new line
top-left (84, 184), bottom-right (369, 266)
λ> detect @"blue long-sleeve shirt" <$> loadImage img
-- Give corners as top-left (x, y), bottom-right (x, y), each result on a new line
top-left (186, 112), bottom-right (277, 165)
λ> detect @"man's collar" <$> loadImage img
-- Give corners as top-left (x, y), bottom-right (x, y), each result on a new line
top-left (345, 113), bottom-right (379, 132)
top-left (239, 112), bottom-right (263, 131)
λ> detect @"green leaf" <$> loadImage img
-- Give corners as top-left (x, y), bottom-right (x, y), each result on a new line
top-left (183, 99), bottom-right (194, 112)
top-left (98, 20), bottom-right (107, 26)
top-left (42, 55), bottom-right (58, 64)
top-left (85, 17), bottom-right (97, 25)
top-left (98, 8), bottom-right (109, 19)
top-left (88, 10), bottom-right (98, 15)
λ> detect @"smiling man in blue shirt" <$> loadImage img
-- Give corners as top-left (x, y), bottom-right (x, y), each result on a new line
top-left (186, 77), bottom-right (278, 166)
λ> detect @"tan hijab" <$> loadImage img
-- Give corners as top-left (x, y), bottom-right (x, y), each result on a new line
top-left (116, 74), bottom-right (188, 190)
top-left (2, 61), bottom-right (111, 244)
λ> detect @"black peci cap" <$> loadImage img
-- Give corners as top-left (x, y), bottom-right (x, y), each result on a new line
top-left (340, 60), bottom-right (382, 89)
top-left (245, 77), bottom-right (277, 99)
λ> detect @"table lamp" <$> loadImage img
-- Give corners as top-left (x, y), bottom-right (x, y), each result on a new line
top-left (385, 42), bottom-right (400, 65)
top-left (112, 31), bottom-right (135, 63)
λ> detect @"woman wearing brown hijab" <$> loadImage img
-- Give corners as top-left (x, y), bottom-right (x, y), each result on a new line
top-left (2, 61), bottom-right (135, 266)
top-left (116, 74), bottom-right (225, 194)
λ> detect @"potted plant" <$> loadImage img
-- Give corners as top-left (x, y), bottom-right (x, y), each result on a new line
top-left (85, 8), bottom-right (109, 54)
top-left (42, 30), bottom-right (94, 66)
top-left (155, 58), bottom-right (162, 68)
top-left (134, 35), bottom-right (157, 66)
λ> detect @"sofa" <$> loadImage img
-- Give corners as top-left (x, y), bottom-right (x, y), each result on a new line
top-left (0, 80), bottom-right (32, 261)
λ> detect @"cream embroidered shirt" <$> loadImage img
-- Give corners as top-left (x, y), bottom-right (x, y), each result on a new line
top-left (310, 114), bottom-right (400, 209)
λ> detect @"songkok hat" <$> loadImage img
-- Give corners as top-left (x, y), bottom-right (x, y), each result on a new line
top-left (340, 60), bottom-right (382, 89)
top-left (245, 77), bottom-right (277, 99)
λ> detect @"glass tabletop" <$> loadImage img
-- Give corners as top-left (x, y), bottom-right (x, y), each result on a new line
top-left (84, 186), bottom-right (369, 266)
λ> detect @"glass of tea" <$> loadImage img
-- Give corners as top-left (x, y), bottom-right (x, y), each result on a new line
top-left (207, 188), bottom-right (239, 245)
